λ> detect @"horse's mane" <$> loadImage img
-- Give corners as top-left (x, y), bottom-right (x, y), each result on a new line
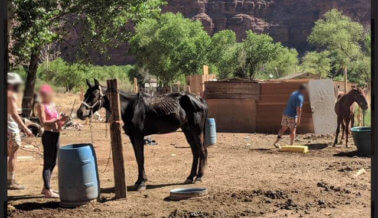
top-left (337, 88), bottom-right (364, 102)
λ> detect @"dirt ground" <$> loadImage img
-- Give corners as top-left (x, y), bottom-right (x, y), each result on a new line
top-left (8, 93), bottom-right (370, 218)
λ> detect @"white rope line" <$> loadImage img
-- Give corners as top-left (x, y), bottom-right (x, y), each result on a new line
top-left (79, 86), bottom-right (113, 174)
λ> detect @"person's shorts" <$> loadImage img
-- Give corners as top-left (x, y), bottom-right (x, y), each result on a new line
top-left (7, 132), bottom-right (21, 155)
top-left (281, 115), bottom-right (297, 129)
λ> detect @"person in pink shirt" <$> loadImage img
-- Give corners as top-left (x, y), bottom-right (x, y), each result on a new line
top-left (37, 84), bottom-right (69, 198)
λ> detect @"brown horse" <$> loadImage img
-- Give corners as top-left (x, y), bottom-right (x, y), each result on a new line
top-left (333, 88), bottom-right (368, 147)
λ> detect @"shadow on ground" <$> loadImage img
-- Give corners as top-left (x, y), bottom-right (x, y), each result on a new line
top-left (8, 195), bottom-right (44, 201)
top-left (101, 182), bottom-right (187, 194)
top-left (306, 143), bottom-right (328, 150)
top-left (14, 201), bottom-right (60, 211)
top-left (334, 150), bottom-right (370, 158)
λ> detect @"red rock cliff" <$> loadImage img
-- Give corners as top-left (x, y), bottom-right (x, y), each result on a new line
top-left (61, 0), bottom-right (370, 65)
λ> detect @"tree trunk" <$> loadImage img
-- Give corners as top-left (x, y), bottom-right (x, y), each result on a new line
top-left (344, 66), bottom-right (348, 93)
top-left (21, 51), bottom-right (40, 117)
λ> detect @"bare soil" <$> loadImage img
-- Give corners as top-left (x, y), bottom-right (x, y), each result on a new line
top-left (8, 93), bottom-right (370, 218)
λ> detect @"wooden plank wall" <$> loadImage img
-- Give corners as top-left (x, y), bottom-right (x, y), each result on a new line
top-left (205, 81), bottom-right (259, 132)
top-left (333, 81), bottom-right (358, 95)
top-left (256, 80), bottom-right (314, 133)
top-left (204, 81), bottom-right (260, 99)
top-left (207, 99), bottom-right (256, 132)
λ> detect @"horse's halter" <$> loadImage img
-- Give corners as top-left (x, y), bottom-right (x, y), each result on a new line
top-left (81, 86), bottom-right (105, 111)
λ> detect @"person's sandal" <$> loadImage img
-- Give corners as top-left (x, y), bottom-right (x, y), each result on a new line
top-left (274, 143), bottom-right (281, 149)
top-left (42, 189), bottom-right (60, 198)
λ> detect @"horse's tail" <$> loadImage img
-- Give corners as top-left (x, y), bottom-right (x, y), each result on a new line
top-left (203, 101), bottom-right (209, 148)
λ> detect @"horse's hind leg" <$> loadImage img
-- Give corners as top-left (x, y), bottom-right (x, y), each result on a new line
top-left (345, 118), bottom-right (351, 147)
top-left (182, 128), bottom-right (199, 184)
top-left (340, 120), bottom-right (345, 143)
top-left (334, 116), bottom-right (341, 146)
top-left (186, 130), bottom-right (207, 182)
top-left (196, 132), bottom-right (207, 182)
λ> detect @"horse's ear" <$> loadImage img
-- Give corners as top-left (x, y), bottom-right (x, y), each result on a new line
top-left (94, 79), bottom-right (100, 87)
top-left (86, 79), bottom-right (92, 88)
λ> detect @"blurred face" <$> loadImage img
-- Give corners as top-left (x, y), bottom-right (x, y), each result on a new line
top-left (40, 91), bottom-right (54, 103)
top-left (300, 88), bottom-right (308, 95)
top-left (8, 84), bottom-right (20, 92)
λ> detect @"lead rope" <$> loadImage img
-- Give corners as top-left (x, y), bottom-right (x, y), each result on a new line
top-left (89, 110), bottom-right (94, 144)
top-left (102, 117), bottom-right (112, 173)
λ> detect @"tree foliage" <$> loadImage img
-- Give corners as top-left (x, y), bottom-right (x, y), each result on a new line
top-left (301, 51), bottom-right (331, 78)
top-left (234, 31), bottom-right (281, 79)
top-left (37, 58), bottom-right (133, 91)
top-left (307, 9), bottom-right (369, 85)
top-left (11, 0), bottom-right (165, 64)
top-left (130, 13), bottom-right (211, 86)
top-left (10, 0), bottom-right (164, 115)
top-left (207, 30), bottom-right (240, 79)
top-left (259, 47), bottom-right (299, 79)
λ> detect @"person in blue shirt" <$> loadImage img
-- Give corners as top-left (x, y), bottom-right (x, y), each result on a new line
top-left (273, 84), bottom-right (307, 148)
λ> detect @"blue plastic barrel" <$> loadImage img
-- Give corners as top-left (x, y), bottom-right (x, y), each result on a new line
top-left (205, 118), bottom-right (216, 145)
top-left (58, 144), bottom-right (100, 207)
top-left (351, 127), bottom-right (371, 156)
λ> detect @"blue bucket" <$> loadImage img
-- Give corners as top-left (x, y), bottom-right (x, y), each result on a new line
top-left (58, 144), bottom-right (100, 207)
top-left (351, 127), bottom-right (371, 156)
top-left (205, 118), bottom-right (216, 146)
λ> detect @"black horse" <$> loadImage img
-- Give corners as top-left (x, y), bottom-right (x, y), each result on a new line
top-left (77, 79), bottom-right (209, 190)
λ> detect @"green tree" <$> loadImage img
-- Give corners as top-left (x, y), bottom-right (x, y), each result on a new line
top-left (130, 13), bottom-right (211, 86)
top-left (301, 51), bottom-right (331, 78)
top-left (349, 54), bottom-right (371, 86)
top-left (235, 30), bottom-right (280, 79)
top-left (260, 47), bottom-right (299, 79)
top-left (207, 30), bottom-right (240, 78)
top-left (308, 9), bottom-right (365, 86)
top-left (10, 0), bottom-right (164, 116)
top-left (38, 58), bottom-right (134, 91)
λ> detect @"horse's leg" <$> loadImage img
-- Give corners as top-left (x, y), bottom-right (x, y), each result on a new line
top-left (130, 135), bottom-right (147, 190)
top-left (333, 116), bottom-right (341, 146)
top-left (182, 128), bottom-right (199, 183)
top-left (350, 114), bottom-right (355, 132)
top-left (345, 118), bottom-right (351, 148)
top-left (196, 131), bottom-right (207, 182)
top-left (340, 120), bottom-right (345, 143)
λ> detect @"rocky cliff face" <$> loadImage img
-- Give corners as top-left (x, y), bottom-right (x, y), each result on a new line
top-left (168, 0), bottom-right (370, 52)
top-left (62, 0), bottom-right (370, 65)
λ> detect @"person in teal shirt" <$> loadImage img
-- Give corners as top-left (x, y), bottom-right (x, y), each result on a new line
top-left (273, 84), bottom-right (307, 148)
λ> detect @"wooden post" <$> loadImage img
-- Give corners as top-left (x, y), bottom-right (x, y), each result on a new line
top-left (203, 65), bottom-right (208, 76)
top-left (106, 79), bottom-right (127, 199)
top-left (344, 66), bottom-right (348, 93)
top-left (1, 2), bottom-right (8, 213)
top-left (133, 77), bottom-right (138, 93)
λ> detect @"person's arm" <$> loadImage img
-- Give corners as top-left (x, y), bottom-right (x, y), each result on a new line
top-left (7, 94), bottom-right (33, 136)
top-left (296, 106), bottom-right (302, 126)
top-left (296, 95), bottom-right (304, 126)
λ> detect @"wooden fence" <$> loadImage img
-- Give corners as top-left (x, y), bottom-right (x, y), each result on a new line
top-left (204, 79), bottom-right (314, 133)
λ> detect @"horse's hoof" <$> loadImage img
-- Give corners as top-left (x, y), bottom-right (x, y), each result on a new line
top-left (135, 183), bottom-right (147, 191)
top-left (195, 177), bottom-right (202, 183)
top-left (184, 179), bottom-right (194, 184)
